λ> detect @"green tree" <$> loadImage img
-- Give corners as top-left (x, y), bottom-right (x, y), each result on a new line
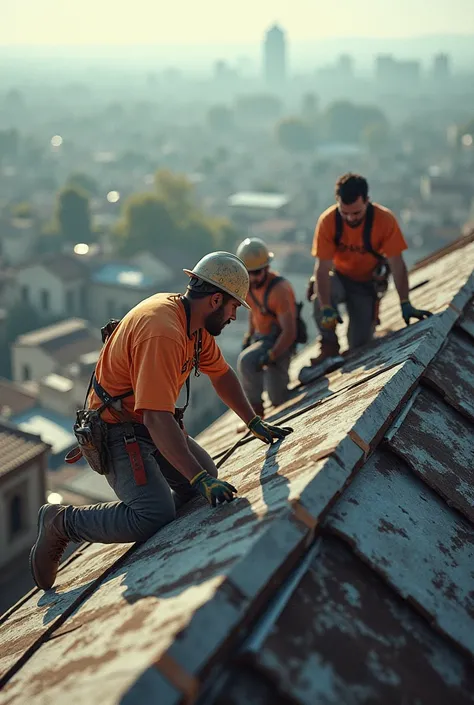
top-left (10, 201), bottom-right (34, 219)
top-left (154, 169), bottom-right (196, 223)
top-left (362, 122), bottom-right (391, 153)
top-left (67, 172), bottom-right (99, 197)
top-left (52, 186), bottom-right (92, 243)
top-left (276, 117), bottom-right (315, 153)
top-left (322, 101), bottom-right (388, 143)
top-left (235, 94), bottom-right (282, 123)
top-left (114, 193), bottom-right (176, 255)
top-left (207, 105), bottom-right (234, 133)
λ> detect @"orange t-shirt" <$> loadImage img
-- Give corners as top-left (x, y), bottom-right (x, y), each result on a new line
top-left (247, 271), bottom-right (297, 336)
top-left (88, 293), bottom-right (229, 423)
top-left (311, 203), bottom-right (408, 282)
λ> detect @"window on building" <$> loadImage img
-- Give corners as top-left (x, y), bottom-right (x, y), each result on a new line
top-left (21, 285), bottom-right (29, 304)
top-left (22, 364), bottom-right (31, 381)
top-left (8, 485), bottom-right (28, 540)
top-left (66, 289), bottom-right (75, 313)
top-left (40, 288), bottom-right (50, 312)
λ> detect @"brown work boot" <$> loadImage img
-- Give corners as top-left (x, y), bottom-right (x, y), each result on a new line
top-left (310, 341), bottom-right (341, 367)
top-left (29, 504), bottom-right (69, 591)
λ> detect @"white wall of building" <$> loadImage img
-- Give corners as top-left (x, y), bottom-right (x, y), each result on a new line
top-left (15, 265), bottom-right (85, 319)
top-left (12, 345), bottom-right (54, 383)
top-left (0, 459), bottom-right (45, 570)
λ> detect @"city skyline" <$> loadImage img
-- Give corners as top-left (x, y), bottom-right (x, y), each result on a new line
top-left (3, 0), bottom-right (474, 46)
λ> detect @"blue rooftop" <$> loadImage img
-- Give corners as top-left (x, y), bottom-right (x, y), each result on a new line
top-left (92, 264), bottom-right (155, 289)
top-left (12, 407), bottom-right (77, 467)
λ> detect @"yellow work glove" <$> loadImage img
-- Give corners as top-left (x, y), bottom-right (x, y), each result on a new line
top-left (248, 415), bottom-right (293, 445)
top-left (190, 470), bottom-right (237, 507)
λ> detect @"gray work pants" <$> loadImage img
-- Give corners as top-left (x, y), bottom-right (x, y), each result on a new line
top-left (64, 423), bottom-right (217, 545)
top-left (237, 334), bottom-right (292, 408)
top-left (313, 271), bottom-right (377, 350)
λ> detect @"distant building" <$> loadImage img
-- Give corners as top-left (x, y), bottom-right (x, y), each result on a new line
top-left (227, 191), bottom-right (290, 223)
top-left (0, 421), bottom-right (49, 610)
top-left (15, 253), bottom-right (88, 321)
top-left (433, 53), bottom-right (450, 81)
top-left (11, 318), bottom-right (100, 384)
top-left (375, 55), bottom-right (420, 87)
top-left (263, 24), bottom-right (286, 88)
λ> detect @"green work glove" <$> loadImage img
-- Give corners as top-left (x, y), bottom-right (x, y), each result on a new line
top-left (248, 415), bottom-right (293, 445)
top-left (190, 470), bottom-right (237, 507)
top-left (401, 300), bottom-right (432, 326)
top-left (320, 306), bottom-right (342, 330)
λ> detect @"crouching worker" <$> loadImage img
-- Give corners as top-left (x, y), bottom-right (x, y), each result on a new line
top-left (236, 237), bottom-right (298, 417)
top-left (30, 251), bottom-right (291, 591)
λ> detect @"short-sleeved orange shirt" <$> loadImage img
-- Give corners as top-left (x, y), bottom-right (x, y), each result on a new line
top-left (247, 271), bottom-right (297, 335)
top-left (88, 293), bottom-right (229, 423)
top-left (311, 203), bottom-right (408, 282)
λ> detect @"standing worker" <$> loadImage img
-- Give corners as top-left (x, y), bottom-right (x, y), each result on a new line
top-left (30, 251), bottom-right (291, 591)
top-left (236, 237), bottom-right (298, 417)
top-left (307, 173), bottom-right (432, 366)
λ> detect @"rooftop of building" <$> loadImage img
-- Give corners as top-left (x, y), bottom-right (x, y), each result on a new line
top-left (1, 233), bottom-right (473, 704)
top-left (228, 192), bottom-right (290, 210)
top-left (0, 420), bottom-right (50, 480)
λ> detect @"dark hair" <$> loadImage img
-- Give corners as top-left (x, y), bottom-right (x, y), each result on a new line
top-left (335, 173), bottom-right (369, 204)
top-left (186, 277), bottom-right (232, 303)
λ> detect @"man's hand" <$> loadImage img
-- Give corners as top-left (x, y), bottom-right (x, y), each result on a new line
top-left (320, 306), bottom-right (342, 330)
top-left (190, 470), bottom-right (237, 507)
top-left (257, 349), bottom-right (276, 370)
top-left (401, 300), bottom-right (432, 326)
top-left (248, 415), bottom-right (293, 444)
top-left (306, 276), bottom-right (316, 302)
top-left (242, 333), bottom-right (252, 351)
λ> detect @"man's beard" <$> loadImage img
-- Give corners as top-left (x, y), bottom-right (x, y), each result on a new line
top-left (346, 218), bottom-right (364, 229)
top-left (204, 305), bottom-right (230, 336)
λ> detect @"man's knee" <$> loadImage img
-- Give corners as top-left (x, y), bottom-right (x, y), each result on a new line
top-left (238, 345), bottom-right (262, 377)
top-left (133, 503), bottom-right (176, 543)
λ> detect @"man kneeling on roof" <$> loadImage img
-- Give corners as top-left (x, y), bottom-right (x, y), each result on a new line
top-left (307, 173), bottom-right (432, 366)
top-left (30, 251), bottom-right (291, 592)
top-left (236, 237), bottom-right (298, 417)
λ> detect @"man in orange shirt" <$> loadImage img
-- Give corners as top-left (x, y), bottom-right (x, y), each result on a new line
top-left (30, 251), bottom-right (291, 591)
top-left (236, 238), bottom-right (297, 416)
top-left (307, 173), bottom-right (431, 365)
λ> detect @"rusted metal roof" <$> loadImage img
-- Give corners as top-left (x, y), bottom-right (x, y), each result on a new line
top-left (1, 238), bottom-right (474, 705)
top-left (221, 537), bottom-right (474, 705)
top-left (388, 386), bottom-right (474, 524)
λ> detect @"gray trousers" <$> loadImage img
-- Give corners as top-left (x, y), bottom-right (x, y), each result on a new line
top-left (313, 271), bottom-right (377, 350)
top-left (237, 334), bottom-right (291, 408)
top-left (64, 423), bottom-right (217, 545)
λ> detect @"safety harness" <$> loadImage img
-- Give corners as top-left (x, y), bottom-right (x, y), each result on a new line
top-left (248, 277), bottom-right (308, 345)
top-left (66, 296), bottom-right (202, 486)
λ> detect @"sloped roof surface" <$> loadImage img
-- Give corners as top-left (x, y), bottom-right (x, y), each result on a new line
top-left (1, 237), bottom-right (473, 705)
top-left (0, 421), bottom-right (50, 478)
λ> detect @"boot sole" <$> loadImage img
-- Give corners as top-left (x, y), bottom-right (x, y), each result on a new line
top-left (29, 504), bottom-right (52, 590)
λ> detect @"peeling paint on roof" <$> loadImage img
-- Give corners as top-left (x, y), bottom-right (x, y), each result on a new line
top-left (1, 237), bottom-right (474, 705)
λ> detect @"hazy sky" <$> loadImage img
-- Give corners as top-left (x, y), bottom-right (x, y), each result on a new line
top-left (3, 0), bottom-right (474, 45)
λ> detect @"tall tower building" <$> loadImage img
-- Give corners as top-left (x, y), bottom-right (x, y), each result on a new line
top-left (263, 24), bottom-right (286, 88)
top-left (433, 53), bottom-right (450, 81)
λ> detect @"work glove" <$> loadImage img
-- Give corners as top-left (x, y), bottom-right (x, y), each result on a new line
top-left (320, 306), bottom-right (342, 330)
top-left (248, 415), bottom-right (293, 445)
top-left (401, 300), bottom-right (432, 326)
top-left (242, 333), bottom-right (252, 351)
top-left (306, 276), bottom-right (316, 302)
top-left (190, 470), bottom-right (237, 507)
top-left (257, 349), bottom-right (276, 370)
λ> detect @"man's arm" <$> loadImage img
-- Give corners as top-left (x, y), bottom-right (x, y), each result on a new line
top-left (387, 254), bottom-right (409, 301)
top-left (143, 410), bottom-right (203, 481)
top-left (211, 368), bottom-right (293, 444)
top-left (387, 254), bottom-right (432, 325)
top-left (210, 368), bottom-right (255, 425)
top-left (315, 259), bottom-right (333, 307)
top-left (271, 309), bottom-right (297, 359)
